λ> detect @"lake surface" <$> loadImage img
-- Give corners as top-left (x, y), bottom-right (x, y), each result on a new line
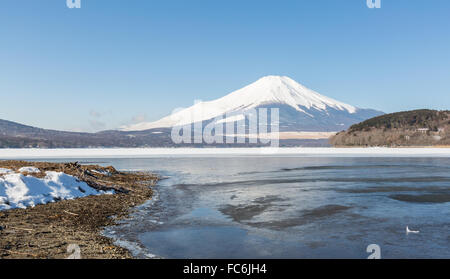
top-left (40, 156), bottom-right (450, 258)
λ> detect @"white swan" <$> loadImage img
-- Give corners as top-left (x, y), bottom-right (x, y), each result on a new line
top-left (406, 226), bottom-right (419, 234)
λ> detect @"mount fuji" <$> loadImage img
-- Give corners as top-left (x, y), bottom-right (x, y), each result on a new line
top-left (122, 76), bottom-right (383, 133)
top-left (0, 76), bottom-right (384, 148)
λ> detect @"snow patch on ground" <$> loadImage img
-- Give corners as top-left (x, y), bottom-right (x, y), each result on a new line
top-left (0, 171), bottom-right (110, 211)
top-left (0, 168), bottom-right (13, 174)
top-left (91, 169), bottom-right (111, 176)
top-left (18, 166), bottom-right (41, 173)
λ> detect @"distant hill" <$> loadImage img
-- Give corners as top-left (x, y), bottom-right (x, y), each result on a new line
top-left (0, 119), bottom-right (174, 148)
top-left (0, 119), bottom-right (330, 148)
top-left (330, 109), bottom-right (450, 147)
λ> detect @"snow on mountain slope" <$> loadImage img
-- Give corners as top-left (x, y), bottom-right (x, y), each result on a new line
top-left (121, 76), bottom-right (379, 131)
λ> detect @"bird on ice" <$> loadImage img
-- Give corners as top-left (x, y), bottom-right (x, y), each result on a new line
top-left (406, 226), bottom-right (419, 234)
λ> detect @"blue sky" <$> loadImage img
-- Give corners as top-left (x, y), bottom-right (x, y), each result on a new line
top-left (0, 0), bottom-right (449, 132)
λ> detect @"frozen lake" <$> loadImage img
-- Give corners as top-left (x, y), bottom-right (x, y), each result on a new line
top-left (10, 154), bottom-right (448, 259)
top-left (1, 147), bottom-right (450, 158)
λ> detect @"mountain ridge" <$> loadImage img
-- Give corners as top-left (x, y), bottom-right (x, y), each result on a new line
top-left (0, 118), bottom-right (331, 148)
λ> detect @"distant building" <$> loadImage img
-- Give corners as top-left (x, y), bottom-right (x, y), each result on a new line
top-left (416, 128), bottom-right (429, 134)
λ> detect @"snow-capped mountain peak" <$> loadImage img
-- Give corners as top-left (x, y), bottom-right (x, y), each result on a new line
top-left (120, 76), bottom-right (377, 132)
top-left (218, 75), bottom-right (357, 114)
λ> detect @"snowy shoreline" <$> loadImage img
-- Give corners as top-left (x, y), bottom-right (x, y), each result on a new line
top-left (0, 168), bottom-right (110, 211)
top-left (0, 161), bottom-right (157, 259)
top-left (1, 147), bottom-right (450, 158)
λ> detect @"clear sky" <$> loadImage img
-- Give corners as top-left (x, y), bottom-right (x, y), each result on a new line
top-left (1, 0), bottom-right (449, 132)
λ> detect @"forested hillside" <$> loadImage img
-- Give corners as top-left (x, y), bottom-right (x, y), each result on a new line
top-left (330, 110), bottom-right (450, 147)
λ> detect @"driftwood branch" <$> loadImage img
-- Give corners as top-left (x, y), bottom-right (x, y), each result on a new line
top-left (9, 226), bottom-right (34, 231)
top-left (63, 210), bottom-right (79, 216)
top-left (0, 248), bottom-right (39, 257)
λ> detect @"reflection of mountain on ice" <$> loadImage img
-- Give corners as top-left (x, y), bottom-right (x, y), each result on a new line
top-left (121, 76), bottom-right (383, 132)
